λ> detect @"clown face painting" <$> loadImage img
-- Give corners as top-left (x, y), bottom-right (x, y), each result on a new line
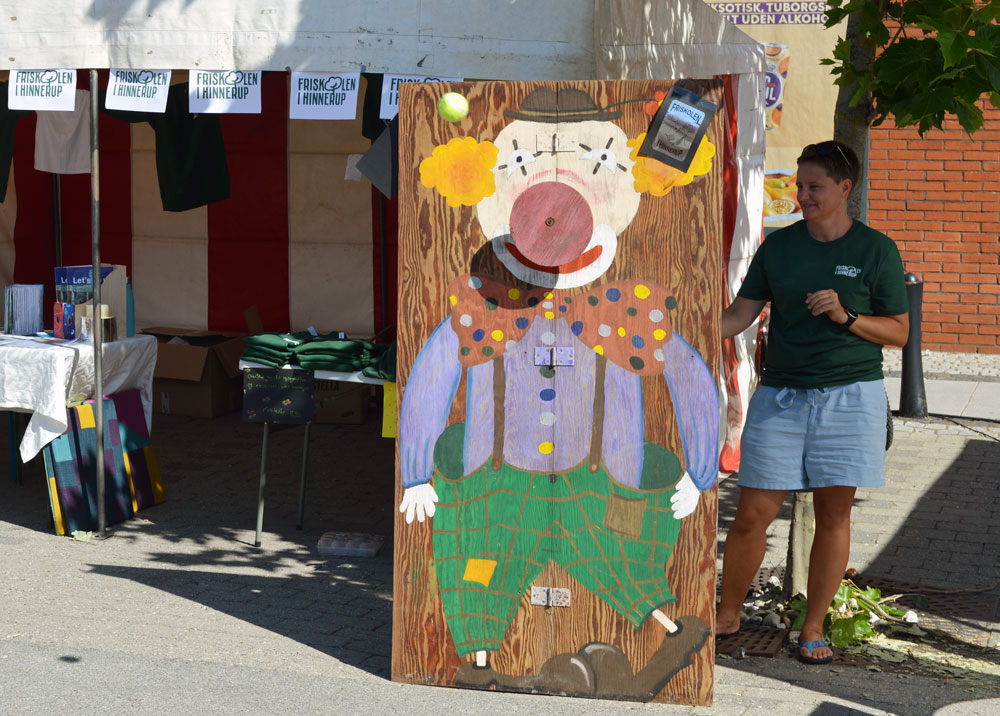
top-left (393, 81), bottom-right (724, 706)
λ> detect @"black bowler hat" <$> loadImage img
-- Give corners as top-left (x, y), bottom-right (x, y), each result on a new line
top-left (504, 88), bottom-right (622, 123)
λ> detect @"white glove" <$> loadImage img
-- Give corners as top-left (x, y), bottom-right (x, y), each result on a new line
top-left (400, 483), bottom-right (439, 524)
top-left (670, 472), bottom-right (699, 519)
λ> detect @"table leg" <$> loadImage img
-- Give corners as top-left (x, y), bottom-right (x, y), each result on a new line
top-left (254, 422), bottom-right (270, 548)
top-left (296, 422), bottom-right (312, 531)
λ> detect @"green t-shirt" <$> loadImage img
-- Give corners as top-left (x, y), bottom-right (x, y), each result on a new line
top-left (738, 220), bottom-right (909, 389)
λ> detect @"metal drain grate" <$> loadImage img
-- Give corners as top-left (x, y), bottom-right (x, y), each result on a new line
top-left (857, 574), bottom-right (999, 647)
top-left (716, 566), bottom-right (785, 594)
top-left (716, 624), bottom-right (787, 657)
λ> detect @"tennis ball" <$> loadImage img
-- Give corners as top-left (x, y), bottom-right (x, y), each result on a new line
top-left (437, 92), bottom-right (469, 122)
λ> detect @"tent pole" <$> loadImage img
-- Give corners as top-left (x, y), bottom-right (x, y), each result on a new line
top-left (89, 69), bottom-right (107, 536)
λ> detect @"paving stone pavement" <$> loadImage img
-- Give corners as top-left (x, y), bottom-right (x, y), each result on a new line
top-left (1, 372), bottom-right (998, 714)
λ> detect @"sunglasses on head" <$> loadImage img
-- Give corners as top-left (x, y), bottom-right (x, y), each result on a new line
top-left (802, 142), bottom-right (852, 167)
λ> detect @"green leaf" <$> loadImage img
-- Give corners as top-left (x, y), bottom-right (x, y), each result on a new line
top-left (911, 595), bottom-right (931, 608)
top-left (832, 583), bottom-right (852, 609)
top-left (935, 30), bottom-right (965, 69)
top-left (70, 530), bottom-right (94, 542)
top-left (954, 97), bottom-right (985, 134)
top-left (827, 613), bottom-right (876, 648)
top-left (792, 609), bottom-right (807, 632)
top-left (860, 587), bottom-right (882, 603)
top-left (974, 53), bottom-right (1000, 92)
top-left (991, 92), bottom-right (1000, 108)
top-left (972, 2), bottom-right (1000, 23)
top-left (832, 37), bottom-right (853, 64)
top-left (884, 605), bottom-right (906, 618)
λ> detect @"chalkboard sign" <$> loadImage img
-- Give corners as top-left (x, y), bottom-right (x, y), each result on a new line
top-left (243, 368), bottom-right (315, 424)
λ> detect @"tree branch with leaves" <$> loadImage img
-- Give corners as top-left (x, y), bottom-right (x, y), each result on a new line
top-left (825, 0), bottom-right (1000, 136)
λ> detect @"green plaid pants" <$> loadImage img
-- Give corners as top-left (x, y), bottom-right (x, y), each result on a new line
top-left (431, 430), bottom-right (683, 657)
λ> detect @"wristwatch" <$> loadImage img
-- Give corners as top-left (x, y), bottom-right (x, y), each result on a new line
top-left (842, 308), bottom-right (859, 329)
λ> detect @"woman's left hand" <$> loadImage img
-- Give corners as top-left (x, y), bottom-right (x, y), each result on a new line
top-left (805, 289), bottom-right (847, 325)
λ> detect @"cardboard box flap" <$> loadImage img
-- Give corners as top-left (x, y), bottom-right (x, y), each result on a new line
top-left (212, 337), bottom-right (248, 379)
top-left (154, 342), bottom-right (210, 381)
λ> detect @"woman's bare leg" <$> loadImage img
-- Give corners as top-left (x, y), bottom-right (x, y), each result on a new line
top-left (799, 485), bottom-right (857, 660)
top-left (717, 486), bottom-right (787, 635)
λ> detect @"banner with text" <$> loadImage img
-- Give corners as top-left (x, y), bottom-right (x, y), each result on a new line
top-left (9, 69), bottom-right (77, 111)
top-left (289, 71), bottom-right (360, 120)
top-left (705, 1), bottom-right (846, 225)
top-left (379, 74), bottom-right (463, 120)
top-left (189, 71), bottom-right (262, 114)
top-left (105, 69), bottom-right (171, 112)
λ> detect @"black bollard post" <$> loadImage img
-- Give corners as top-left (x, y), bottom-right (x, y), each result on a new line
top-left (899, 272), bottom-right (928, 418)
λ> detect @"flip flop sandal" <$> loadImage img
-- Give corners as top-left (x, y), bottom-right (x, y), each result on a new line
top-left (715, 627), bottom-right (740, 640)
top-left (798, 639), bottom-right (833, 665)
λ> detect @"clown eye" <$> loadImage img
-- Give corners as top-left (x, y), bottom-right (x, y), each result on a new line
top-left (579, 144), bottom-right (621, 175)
top-left (498, 147), bottom-right (540, 178)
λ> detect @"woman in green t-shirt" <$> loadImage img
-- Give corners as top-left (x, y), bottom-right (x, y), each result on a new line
top-left (716, 141), bottom-right (909, 665)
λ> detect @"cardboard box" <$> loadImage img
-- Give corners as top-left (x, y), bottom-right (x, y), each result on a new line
top-left (313, 379), bottom-right (369, 424)
top-left (143, 327), bottom-right (246, 418)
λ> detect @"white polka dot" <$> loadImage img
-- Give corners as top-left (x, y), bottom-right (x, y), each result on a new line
top-left (542, 301), bottom-right (553, 309)
top-left (468, 276), bottom-right (482, 290)
top-left (649, 309), bottom-right (664, 323)
top-left (541, 331), bottom-right (556, 345)
top-left (598, 324), bottom-right (612, 337)
top-left (459, 314), bottom-right (473, 327)
top-left (653, 348), bottom-right (664, 362)
top-left (540, 412), bottom-right (557, 426)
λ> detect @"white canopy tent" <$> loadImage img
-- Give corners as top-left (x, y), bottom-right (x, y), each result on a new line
top-left (0, 0), bottom-right (766, 528)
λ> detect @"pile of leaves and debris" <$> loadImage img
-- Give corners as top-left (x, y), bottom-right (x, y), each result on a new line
top-left (732, 574), bottom-right (1000, 691)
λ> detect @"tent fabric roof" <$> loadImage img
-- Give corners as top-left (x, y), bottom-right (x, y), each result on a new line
top-left (0, 0), bottom-right (593, 77)
top-left (0, 1), bottom-right (762, 79)
top-left (594, 0), bottom-right (766, 80)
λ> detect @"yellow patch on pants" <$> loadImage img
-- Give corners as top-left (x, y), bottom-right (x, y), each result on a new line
top-left (462, 558), bottom-right (497, 587)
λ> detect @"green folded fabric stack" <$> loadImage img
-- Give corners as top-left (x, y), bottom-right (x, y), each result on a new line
top-left (242, 332), bottom-right (396, 380)
top-left (362, 341), bottom-right (396, 381)
top-left (241, 331), bottom-right (321, 367)
top-left (294, 339), bottom-right (374, 372)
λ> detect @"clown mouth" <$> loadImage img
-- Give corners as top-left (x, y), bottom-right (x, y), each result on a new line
top-left (503, 241), bottom-right (604, 274)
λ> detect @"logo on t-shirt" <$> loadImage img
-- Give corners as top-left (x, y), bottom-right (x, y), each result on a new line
top-left (834, 265), bottom-right (861, 278)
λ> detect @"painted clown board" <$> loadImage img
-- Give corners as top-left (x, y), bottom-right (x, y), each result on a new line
top-left (393, 80), bottom-right (724, 706)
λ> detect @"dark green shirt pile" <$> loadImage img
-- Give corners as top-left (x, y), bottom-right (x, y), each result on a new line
top-left (242, 332), bottom-right (396, 380)
top-left (242, 331), bottom-right (320, 367)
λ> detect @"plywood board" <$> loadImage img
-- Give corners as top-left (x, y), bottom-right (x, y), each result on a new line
top-left (394, 79), bottom-right (724, 706)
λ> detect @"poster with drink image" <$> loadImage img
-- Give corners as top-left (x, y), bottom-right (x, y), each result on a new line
top-left (703, 2), bottom-right (847, 226)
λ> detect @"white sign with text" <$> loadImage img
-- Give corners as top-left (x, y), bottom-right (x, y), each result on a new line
top-left (9, 69), bottom-right (77, 111)
top-left (289, 72), bottom-right (360, 120)
top-left (379, 74), bottom-right (463, 120)
top-left (105, 69), bottom-right (172, 112)
top-left (189, 71), bottom-right (262, 114)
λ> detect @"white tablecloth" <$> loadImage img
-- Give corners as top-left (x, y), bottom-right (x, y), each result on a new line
top-left (0, 334), bottom-right (158, 462)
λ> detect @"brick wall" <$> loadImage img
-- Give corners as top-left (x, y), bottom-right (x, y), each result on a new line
top-left (866, 101), bottom-right (1000, 354)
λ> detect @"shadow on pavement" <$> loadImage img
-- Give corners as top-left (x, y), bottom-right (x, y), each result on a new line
top-left (1, 407), bottom-right (397, 678)
top-left (712, 424), bottom-right (1000, 715)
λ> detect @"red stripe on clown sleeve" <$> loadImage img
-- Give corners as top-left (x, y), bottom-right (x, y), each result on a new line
top-left (207, 72), bottom-right (289, 333)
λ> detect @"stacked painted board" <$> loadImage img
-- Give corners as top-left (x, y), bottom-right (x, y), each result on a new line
top-left (41, 388), bottom-right (165, 535)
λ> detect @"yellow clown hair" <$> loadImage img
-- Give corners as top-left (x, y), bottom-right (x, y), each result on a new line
top-left (419, 136), bottom-right (499, 207)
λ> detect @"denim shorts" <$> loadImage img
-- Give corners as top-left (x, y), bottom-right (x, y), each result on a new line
top-left (737, 379), bottom-right (887, 491)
